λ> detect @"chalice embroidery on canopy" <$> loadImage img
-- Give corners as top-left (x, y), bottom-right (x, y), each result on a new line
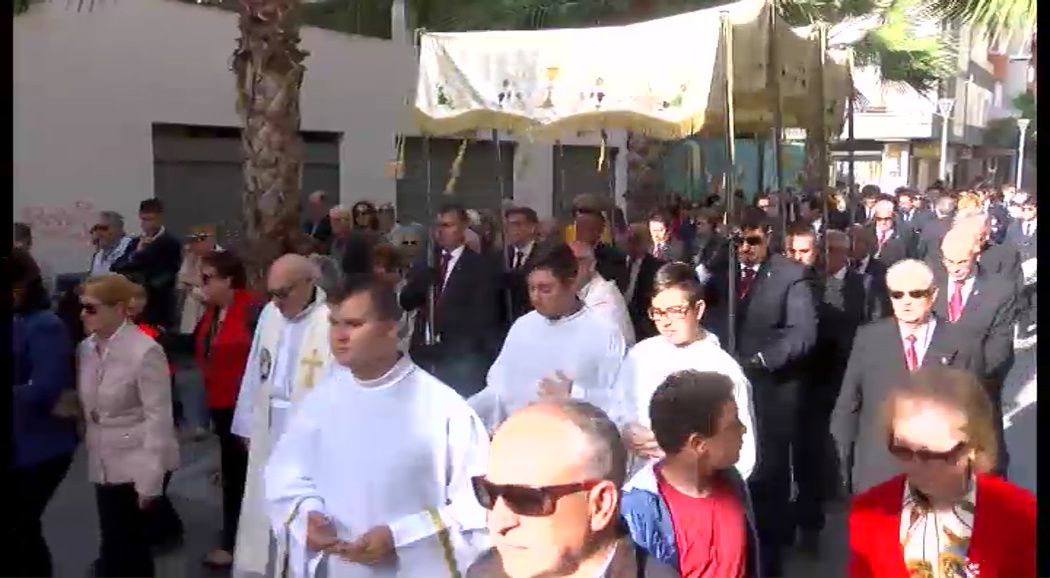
top-left (541, 67), bottom-right (560, 109)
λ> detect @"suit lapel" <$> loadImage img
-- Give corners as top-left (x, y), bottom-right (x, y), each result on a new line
top-left (960, 277), bottom-right (985, 321)
top-left (884, 320), bottom-right (910, 372)
top-left (924, 319), bottom-right (958, 367)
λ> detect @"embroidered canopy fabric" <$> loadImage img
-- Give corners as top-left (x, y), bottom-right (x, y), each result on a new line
top-left (414, 0), bottom-right (848, 140)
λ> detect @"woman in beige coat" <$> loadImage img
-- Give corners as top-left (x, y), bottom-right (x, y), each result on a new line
top-left (77, 273), bottom-right (179, 577)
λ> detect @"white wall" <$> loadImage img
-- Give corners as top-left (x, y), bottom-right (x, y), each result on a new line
top-left (15, 0), bottom-right (618, 274)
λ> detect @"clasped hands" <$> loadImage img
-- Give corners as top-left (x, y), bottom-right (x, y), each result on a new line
top-left (306, 512), bottom-right (395, 565)
top-left (537, 370), bottom-right (573, 399)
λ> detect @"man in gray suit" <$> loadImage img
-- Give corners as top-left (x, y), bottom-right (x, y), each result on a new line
top-left (831, 259), bottom-right (983, 494)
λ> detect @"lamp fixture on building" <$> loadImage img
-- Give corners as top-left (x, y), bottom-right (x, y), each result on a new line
top-left (936, 98), bottom-right (955, 183)
top-left (1015, 117), bottom-right (1031, 189)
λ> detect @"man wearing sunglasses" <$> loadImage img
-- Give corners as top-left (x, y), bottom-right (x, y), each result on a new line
top-left (266, 275), bottom-right (489, 578)
top-left (866, 198), bottom-right (916, 268)
top-left (702, 206), bottom-right (817, 578)
top-left (230, 254), bottom-right (335, 577)
top-left (831, 258), bottom-right (984, 496)
top-left (467, 400), bottom-right (679, 578)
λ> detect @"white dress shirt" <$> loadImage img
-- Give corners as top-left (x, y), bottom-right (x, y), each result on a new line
top-left (441, 245), bottom-right (465, 289)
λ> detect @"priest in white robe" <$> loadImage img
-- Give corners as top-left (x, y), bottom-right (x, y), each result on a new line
top-left (232, 254), bottom-right (335, 577)
top-left (569, 241), bottom-right (636, 346)
top-left (470, 244), bottom-right (627, 432)
top-left (265, 275), bottom-right (489, 578)
top-left (612, 262), bottom-right (757, 480)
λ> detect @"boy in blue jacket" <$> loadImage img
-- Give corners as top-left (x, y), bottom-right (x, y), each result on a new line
top-left (621, 370), bottom-right (761, 577)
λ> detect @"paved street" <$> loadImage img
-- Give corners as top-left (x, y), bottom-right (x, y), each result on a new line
top-left (44, 333), bottom-right (1037, 577)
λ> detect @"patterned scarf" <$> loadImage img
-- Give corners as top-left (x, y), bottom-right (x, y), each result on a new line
top-left (900, 475), bottom-right (978, 577)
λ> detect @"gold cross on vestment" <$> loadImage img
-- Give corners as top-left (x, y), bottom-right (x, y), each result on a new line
top-left (301, 350), bottom-right (325, 389)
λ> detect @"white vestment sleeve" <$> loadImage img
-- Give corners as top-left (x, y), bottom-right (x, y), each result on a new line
top-left (388, 412), bottom-right (490, 565)
top-left (264, 390), bottom-right (327, 578)
top-left (725, 362), bottom-right (758, 480)
top-left (609, 349), bottom-right (640, 428)
top-left (469, 339), bottom-right (511, 432)
top-left (572, 329), bottom-right (626, 417)
top-left (232, 306), bottom-right (267, 438)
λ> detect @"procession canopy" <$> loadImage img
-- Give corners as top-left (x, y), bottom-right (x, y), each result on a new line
top-left (414, 0), bottom-right (838, 141)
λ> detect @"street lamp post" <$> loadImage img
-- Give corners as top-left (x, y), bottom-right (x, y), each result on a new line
top-left (1016, 118), bottom-right (1031, 189)
top-left (937, 98), bottom-right (955, 184)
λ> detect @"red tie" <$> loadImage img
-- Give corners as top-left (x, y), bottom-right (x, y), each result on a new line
top-left (739, 268), bottom-right (756, 299)
top-left (948, 280), bottom-right (964, 322)
top-left (904, 334), bottom-right (918, 371)
top-left (435, 251), bottom-right (451, 300)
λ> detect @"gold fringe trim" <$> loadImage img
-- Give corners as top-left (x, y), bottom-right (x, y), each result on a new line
top-left (444, 139), bottom-right (469, 194)
top-left (425, 508), bottom-right (461, 578)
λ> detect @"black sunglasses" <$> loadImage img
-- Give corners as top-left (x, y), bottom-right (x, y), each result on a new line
top-left (402, 240), bottom-right (419, 246)
top-left (471, 476), bottom-right (601, 517)
top-left (888, 439), bottom-right (968, 463)
top-left (80, 303), bottom-right (100, 315)
top-left (735, 235), bottom-right (765, 246)
top-left (889, 288), bottom-right (934, 300)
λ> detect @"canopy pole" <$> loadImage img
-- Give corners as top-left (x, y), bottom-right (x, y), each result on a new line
top-left (846, 49), bottom-right (857, 216)
top-left (422, 135), bottom-right (439, 347)
top-left (767, 2), bottom-right (786, 245)
top-left (493, 128), bottom-right (514, 319)
top-left (721, 12), bottom-right (739, 355)
top-left (814, 22), bottom-right (829, 191)
top-left (557, 141), bottom-right (568, 219)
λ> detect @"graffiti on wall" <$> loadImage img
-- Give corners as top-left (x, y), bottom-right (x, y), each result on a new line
top-left (19, 200), bottom-right (96, 242)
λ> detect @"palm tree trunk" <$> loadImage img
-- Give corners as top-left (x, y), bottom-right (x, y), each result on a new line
top-left (232, 0), bottom-right (309, 284)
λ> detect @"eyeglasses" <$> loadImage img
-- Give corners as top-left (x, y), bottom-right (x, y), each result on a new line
top-left (401, 240), bottom-right (419, 246)
top-left (889, 288), bottom-right (934, 300)
top-left (873, 216), bottom-right (895, 223)
top-left (888, 439), bottom-right (968, 463)
top-left (735, 235), bottom-right (765, 247)
top-left (80, 303), bottom-right (100, 315)
top-left (471, 476), bottom-right (601, 517)
top-left (648, 304), bottom-right (693, 320)
top-left (268, 281), bottom-right (300, 300)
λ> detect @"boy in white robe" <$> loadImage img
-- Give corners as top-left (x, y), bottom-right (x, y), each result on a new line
top-left (265, 275), bottom-right (490, 578)
top-left (470, 244), bottom-right (627, 432)
top-left (612, 262), bottom-right (758, 480)
top-left (569, 241), bottom-right (636, 346)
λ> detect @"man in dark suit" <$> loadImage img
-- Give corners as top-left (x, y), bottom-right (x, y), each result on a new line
top-left (574, 206), bottom-right (628, 290)
top-left (933, 228), bottom-right (1016, 476)
top-left (916, 194), bottom-right (957, 260)
top-left (498, 206), bottom-right (542, 326)
top-left (301, 190), bottom-right (333, 248)
top-left (704, 206), bottom-right (817, 577)
top-left (647, 209), bottom-right (688, 262)
top-left (1004, 194), bottom-right (1037, 333)
top-left (895, 187), bottom-right (933, 237)
top-left (867, 198), bottom-right (915, 268)
top-left (851, 184), bottom-right (882, 225)
top-left (111, 198), bottom-right (183, 329)
top-left (400, 203), bottom-right (502, 397)
top-left (789, 227), bottom-right (870, 553)
top-left (848, 225), bottom-right (891, 320)
top-left (954, 208), bottom-right (1025, 296)
top-left (831, 258), bottom-right (984, 494)
top-left (622, 223), bottom-right (664, 341)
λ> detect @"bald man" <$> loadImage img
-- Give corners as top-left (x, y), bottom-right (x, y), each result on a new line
top-left (232, 253), bottom-right (335, 576)
top-left (569, 241), bottom-right (636, 346)
top-left (932, 228), bottom-right (1016, 476)
top-left (467, 400), bottom-right (679, 578)
top-left (951, 208), bottom-right (1024, 297)
top-left (303, 190), bottom-right (333, 245)
top-left (831, 259), bottom-right (983, 493)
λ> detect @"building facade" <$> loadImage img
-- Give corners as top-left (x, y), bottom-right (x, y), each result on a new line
top-left (833, 21), bottom-right (1001, 191)
top-left (15, 0), bottom-right (624, 274)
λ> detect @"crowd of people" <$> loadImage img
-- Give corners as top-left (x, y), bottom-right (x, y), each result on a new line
top-left (10, 180), bottom-right (1038, 578)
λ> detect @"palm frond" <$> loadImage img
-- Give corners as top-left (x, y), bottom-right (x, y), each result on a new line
top-left (925, 0), bottom-right (1035, 41)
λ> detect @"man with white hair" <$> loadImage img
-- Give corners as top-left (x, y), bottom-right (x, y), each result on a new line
top-left (831, 258), bottom-right (983, 493)
top-left (89, 211), bottom-right (134, 275)
top-left (952, 207), bottom-right (1024, 296)
top-left (568, 240), bottom-right (636, 346)
top-left (302, 191), bottom-right (333, 246)
top-left (232, 254), bottom-right (334, 577)
top-left (866, 198), bottom-right (914, 268)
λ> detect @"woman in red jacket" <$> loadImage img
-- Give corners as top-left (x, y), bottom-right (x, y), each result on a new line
top-left (847, 366), bottom-right (1035, 578)
top-left (194, 250), bottom-right (256, 569)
